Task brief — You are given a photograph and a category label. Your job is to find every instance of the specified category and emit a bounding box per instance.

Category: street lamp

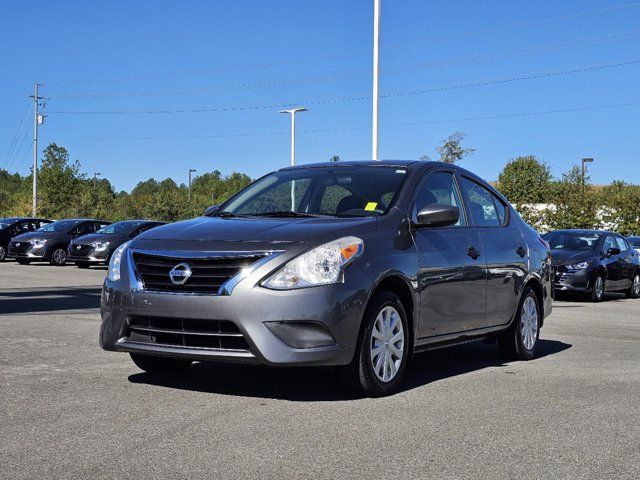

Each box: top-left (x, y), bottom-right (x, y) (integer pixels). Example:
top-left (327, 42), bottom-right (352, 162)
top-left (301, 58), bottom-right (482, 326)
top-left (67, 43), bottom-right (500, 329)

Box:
top-left (93, 172), bottom-right (101, 192)
top-left (581, 157), bottom-right (594, 193)
top-left (188, 169), bottom-right (196, 201)
top-left (279, 108), bottom-right (307, 211)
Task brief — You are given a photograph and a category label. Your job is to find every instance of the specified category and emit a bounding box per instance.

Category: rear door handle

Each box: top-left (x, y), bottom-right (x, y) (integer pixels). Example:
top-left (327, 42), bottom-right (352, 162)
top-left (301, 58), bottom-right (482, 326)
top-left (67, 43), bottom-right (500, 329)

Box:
top-left (516, 246), bottom-right (527, 257)
top-left (467, 246), bottom-right (481, 260)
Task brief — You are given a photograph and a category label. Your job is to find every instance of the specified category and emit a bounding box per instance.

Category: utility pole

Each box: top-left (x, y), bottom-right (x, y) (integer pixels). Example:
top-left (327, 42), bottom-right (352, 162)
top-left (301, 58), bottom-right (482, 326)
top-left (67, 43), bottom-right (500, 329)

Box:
top-left (29, 83), bottom-right (45, 216)
top-left (188, 169), bottom-right (196, 201)
top-left (371, 0), bottom-right (381, 160)
top-left (279, 108), bottom-right (307, 210)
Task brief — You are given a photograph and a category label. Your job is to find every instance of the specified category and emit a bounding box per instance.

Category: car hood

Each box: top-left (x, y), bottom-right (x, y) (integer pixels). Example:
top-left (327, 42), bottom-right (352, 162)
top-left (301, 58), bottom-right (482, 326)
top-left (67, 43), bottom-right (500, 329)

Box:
top-left (11, 231), bottom-right (63, 242)
top-left (71, 233), bottom-right (128, 245)
top-left (550, 249), bottom-right (596, 266)
top-left (136, 216), bottom-right (379, 245)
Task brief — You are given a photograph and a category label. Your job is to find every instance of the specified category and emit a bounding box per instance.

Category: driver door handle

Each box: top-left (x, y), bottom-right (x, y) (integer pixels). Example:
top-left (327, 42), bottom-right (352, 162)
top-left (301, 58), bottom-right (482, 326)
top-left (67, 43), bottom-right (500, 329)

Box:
top-left (467, 246), bottom-right (481, 260)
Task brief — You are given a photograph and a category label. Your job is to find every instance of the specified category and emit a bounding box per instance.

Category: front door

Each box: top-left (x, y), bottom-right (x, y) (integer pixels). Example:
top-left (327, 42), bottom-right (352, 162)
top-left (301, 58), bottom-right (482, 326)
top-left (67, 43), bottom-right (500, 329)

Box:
top-left (412, 170), bottom-right (487, 338)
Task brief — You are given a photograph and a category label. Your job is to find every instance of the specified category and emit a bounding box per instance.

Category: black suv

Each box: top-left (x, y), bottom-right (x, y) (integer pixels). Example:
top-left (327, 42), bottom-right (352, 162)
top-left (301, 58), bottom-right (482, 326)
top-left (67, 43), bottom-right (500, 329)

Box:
top-left (9, 219), bottom-right (110, 266)
top-left (68, 220), bottom-right (165, 268)
top-left (0, 217), bottom-right (53, 261)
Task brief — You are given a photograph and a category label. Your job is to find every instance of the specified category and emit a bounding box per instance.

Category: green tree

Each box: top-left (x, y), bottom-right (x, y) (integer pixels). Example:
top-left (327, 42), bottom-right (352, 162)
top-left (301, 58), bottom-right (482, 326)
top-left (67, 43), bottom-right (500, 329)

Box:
top-left (329, 155), bottom-right (340, 162)
top-left (600, 181), bottom-right (640, 235)
top-left (38, 143), bottom-right (84, 218)
top-left (547, 165), bottom-right (599, 230)
top-left (436, 131), bottom-right (475, 164)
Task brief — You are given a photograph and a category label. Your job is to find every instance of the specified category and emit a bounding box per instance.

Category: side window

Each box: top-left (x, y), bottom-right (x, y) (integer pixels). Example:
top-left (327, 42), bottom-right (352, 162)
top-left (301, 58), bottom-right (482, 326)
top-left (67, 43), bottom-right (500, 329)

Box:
top-left (414, 172), bottom-right (465, 227)
top-left (461, 177), bottom-right (500, 227)
top-left (16, 222), bottom-right (31, 233)
top-left (603, 236), bottom-right (617, 252)
top-left (493, 196), bottom-right (508, 226)
top-left (76, 223), bottom-right (94, 235)
top-left (616, 237), bottom-right (630, 252)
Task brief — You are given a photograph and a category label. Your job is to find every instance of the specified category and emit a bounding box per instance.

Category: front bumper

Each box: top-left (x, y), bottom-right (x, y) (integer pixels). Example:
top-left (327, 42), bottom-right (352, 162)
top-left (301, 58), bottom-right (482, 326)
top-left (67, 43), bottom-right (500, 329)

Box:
top-left (8, 243), bottom-right (47, 259)
top-left (553, 267), bottom-right (593, 292)
top-left (67, 246), bottom-right (109, 264)
top-left (99, 249), bottom-right (372, 367)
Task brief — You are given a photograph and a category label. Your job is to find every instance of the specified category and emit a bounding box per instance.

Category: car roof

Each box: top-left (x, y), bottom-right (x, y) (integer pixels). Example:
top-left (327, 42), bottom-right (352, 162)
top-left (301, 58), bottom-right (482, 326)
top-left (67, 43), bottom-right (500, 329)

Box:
top-left (279, 160), bottom-right (422, 171)
top-left (547, 229), bottom-right (617, 235)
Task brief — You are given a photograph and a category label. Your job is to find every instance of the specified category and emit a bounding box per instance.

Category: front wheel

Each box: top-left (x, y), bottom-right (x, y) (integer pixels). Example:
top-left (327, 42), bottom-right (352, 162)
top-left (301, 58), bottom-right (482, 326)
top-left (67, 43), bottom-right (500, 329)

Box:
top-left (499, 286), bottom-right (540, 360)
top-left (130, 353), bottom-right (192, 374)
top-left (590, 274), bottom-right (605, 302)
top-left (338, 290), bottom-right (410, 397)
top-left (627, 272), bottom-right (640, 299)
top-left (0, 245), bottom-right (6, 262)
top-left (49, 248), bottom-right (67, 266)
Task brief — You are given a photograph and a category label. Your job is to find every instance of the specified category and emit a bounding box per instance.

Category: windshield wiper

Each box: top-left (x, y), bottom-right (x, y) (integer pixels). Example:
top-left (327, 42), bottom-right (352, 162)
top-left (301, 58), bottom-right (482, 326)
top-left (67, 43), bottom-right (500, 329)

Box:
top-left (215, 211), bottom-right (241, 218)
top-left (253, 211), bottom-right (323, 218)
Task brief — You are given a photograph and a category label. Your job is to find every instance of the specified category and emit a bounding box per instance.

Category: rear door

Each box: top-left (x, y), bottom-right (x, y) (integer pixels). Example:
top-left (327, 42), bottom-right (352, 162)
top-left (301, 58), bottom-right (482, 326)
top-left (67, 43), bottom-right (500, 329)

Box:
top-left (413, 169), bottom-right (487, 338)
top-left (615, 236), bottom-right (634, 290)
top-left (459, 176), bottom-right (528, 329)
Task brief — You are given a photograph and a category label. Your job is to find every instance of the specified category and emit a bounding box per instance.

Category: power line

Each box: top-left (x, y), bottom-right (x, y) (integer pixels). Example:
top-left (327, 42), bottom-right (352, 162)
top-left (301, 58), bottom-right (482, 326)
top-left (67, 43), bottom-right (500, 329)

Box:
top-left (2, 102), bottom-right (31, 170)
top-left (58, 101), bottom-right (640, 142)
top-left (47, 58), bottom-right (640, 116)
top-left (42, 1), bottom-right (640, 87)
top-left (46, 29), bottom-right (640, 100)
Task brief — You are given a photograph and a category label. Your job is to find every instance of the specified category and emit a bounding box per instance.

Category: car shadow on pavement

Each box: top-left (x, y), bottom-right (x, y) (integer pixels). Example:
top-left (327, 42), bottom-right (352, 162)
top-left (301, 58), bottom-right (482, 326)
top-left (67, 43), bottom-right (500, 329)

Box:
top-left (128, 338), bottom-right (571, 401)
top-left (0, 286), bottom-right (101, 314)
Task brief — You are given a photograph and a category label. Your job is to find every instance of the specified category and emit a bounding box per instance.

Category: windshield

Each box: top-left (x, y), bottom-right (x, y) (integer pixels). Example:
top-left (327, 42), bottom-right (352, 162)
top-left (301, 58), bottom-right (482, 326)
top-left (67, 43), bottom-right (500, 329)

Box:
top-left (38, 220), bottom-right (78, 233)
top-left (543, 232), bottom-right (601, 251)
top-left (97, 221), bottom-right (145, 234)
top-left (218, 166), bottom-right (407, 218)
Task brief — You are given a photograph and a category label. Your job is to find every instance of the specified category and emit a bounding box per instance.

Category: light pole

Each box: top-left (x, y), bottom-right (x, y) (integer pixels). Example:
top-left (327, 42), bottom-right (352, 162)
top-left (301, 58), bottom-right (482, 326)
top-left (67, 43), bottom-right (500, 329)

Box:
top-left (279, 107), bottom-right (307, 210)
top-left (29, 83), bottom-right (45, 216)
top-left (581, 157), bottom-right (593, 193)
top-left (371, 0), bottom-right (381, 161)
top-left (188, 169), bottom-right (196, 201)
top-left (93, 172), bottom-right (101, 192)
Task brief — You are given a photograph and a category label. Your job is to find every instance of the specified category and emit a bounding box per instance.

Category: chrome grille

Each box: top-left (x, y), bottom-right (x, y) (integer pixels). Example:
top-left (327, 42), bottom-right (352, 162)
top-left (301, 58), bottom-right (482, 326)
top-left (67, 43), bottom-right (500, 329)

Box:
top-left (9, 241), bottom-right (31, 254)
top-left (126, 316), bottom-right (250, 351)
top-left (132, 251), bottom-right (268, 294)
top-left (68, 244), bottom-right (93, 258)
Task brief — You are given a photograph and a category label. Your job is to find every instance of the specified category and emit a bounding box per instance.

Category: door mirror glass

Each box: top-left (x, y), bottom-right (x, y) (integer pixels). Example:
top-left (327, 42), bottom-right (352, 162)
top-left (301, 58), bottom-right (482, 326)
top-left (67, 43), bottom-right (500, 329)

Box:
top-left (606, 247), bottom-right (621, 257)
top-left (415, 204), bottom-right (460, 227)
top-left (205, 204), bottom-right (219, 216)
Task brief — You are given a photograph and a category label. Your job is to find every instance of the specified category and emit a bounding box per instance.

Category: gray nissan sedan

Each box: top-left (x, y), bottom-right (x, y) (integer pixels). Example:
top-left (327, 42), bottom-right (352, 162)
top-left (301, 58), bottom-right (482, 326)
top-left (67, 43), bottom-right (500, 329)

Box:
top-left (100, 161), bottom-right (552, 396)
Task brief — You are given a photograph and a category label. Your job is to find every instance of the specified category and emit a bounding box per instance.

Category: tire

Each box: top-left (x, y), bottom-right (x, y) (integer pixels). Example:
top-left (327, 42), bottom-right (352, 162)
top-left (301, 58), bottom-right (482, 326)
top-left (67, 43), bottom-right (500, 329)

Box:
top-left (129, 353), bottom-right (192, 374)
top-left (49, 247), bottom-right (67, 266)
top-left (16, 259), bottom-right (31, 265)
top-left (0, 244), bottom-right (6, 262)
top-left (76, 262), bottom-right (90, 269)
top-left (498, 286), bottom-right (540, 361)
top-left (590, 274), bottom-right (605, 302)
top-left (338, 290), bottom-right (410, 397)
top-left (627, 272), bottom-right (640, 299)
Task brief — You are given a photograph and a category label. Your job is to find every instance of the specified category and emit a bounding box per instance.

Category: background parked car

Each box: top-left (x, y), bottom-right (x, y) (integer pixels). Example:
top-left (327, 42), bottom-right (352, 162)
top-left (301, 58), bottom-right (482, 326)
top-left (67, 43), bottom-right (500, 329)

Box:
top-left (9, 219), bottom-right (110, 266)
top-left (68, 220), bottom-right (166, 268)
top-left (543, 229), bottom-right (640, 301)
top-left (628, 236), bottom-right (640, 254)
top-left (0, 217), bottom-right (53, 262)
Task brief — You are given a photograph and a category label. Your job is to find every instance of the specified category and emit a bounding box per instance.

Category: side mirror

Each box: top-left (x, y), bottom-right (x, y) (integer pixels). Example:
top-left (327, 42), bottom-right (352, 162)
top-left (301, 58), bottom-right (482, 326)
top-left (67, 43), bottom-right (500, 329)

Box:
top-left (606, 247), bottom-right (621, 257)
top-left (204, 204), bottom-right (219, 216)
top-left (415, 204), bottom-right (459, 228)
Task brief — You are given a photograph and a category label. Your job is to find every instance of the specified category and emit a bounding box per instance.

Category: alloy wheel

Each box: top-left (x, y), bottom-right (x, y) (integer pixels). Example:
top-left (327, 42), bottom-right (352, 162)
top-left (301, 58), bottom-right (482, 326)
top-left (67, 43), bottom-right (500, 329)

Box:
top-left (53, 249), bottom-right (66, 265)
top-left (634, 275), bottom-right (640, 296)
top-left (520, 296), bottom-right (538, 351)
top-left (0, 245), bottom-right (5, 261)
top-left (594, 276), bottom-right (604, 300)
top-left (370, 306), bottom-right (404, 382)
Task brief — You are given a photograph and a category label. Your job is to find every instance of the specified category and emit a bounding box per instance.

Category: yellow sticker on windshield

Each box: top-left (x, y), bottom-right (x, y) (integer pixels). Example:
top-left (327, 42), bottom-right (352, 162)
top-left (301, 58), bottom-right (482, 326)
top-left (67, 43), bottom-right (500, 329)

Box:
top-left (364, 202), bottom-right (378, 211)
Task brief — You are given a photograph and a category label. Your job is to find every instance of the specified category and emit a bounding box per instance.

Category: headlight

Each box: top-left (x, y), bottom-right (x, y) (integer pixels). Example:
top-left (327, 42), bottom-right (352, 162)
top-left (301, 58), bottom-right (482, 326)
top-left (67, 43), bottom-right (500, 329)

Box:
top-left (262, 236), bottom-right (363, 290)
top-left (566, 261), bottom-right (590, 271)
top-left (108, 241), bottom-right (130, 282)
top-left (91, 241), bottom-right (110, 252)
top-left (32, 239), bottom-right (47, 247)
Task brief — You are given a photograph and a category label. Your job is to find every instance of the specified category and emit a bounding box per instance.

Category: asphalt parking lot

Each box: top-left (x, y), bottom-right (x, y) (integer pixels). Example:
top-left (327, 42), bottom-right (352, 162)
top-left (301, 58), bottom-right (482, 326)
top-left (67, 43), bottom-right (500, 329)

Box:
top-left (1, 262), bottom-right (639, 480)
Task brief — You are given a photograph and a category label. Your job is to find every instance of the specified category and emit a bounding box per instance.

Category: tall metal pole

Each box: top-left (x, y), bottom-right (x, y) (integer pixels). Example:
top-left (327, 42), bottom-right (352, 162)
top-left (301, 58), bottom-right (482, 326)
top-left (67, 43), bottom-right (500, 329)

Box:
top-left (188, 169), bottom-right (196, 201)
top-left (279, 108), bottom-right (307, 210)
top-left (93, 172), bottom-right (101, 192)
top-left (371, 0), bottom-right (381, 161)
top-left (31, 83), bottom-right (41, 216)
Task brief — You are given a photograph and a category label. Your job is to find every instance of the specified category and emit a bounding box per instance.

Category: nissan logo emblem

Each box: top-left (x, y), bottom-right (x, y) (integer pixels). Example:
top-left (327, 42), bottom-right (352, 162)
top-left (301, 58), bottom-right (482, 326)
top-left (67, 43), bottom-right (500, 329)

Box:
top-left (169, 262), bottom-right (192, 286)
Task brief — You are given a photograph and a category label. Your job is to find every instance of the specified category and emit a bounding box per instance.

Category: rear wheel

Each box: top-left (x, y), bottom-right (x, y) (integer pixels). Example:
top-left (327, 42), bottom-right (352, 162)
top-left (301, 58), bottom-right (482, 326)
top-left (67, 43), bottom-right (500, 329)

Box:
top-left (76, 262), bottom-right (90, 269)
top-left (627, 272), bottom-right (640, 299)
top-left (0, 245), bottom-right (6, 262)
top-left (16, 259), bottom-right (31, 265)
top-left (129, 353), bottom-right (192, 374)
top-left (49, 248), bottom-right (67, 266)
top-left (590, 274), bottom-right (605, 302)
top-left (338, 290), bottom-right (409, 397)
top-left (499, 286), bottom-right (540, 360)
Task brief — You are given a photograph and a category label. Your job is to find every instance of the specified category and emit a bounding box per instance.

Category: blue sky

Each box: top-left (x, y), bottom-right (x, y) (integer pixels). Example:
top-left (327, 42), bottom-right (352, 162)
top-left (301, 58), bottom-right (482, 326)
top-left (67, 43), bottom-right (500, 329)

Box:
top-left (1, 0), bottom-right (639, 192)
